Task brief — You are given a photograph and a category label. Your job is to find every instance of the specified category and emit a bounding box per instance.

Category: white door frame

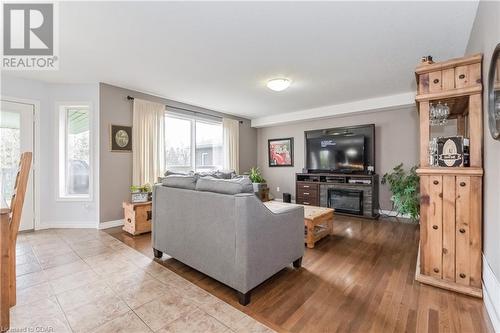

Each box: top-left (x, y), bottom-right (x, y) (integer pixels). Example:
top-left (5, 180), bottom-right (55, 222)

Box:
top-left (1, 95), bottom-right (41, 230)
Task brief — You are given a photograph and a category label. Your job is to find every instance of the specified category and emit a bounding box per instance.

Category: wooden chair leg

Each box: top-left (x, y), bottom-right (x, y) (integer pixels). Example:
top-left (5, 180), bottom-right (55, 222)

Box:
top-left (1, 212), bottom-right (10, 332)
top-left (8, 245), bottom-right (15, 308)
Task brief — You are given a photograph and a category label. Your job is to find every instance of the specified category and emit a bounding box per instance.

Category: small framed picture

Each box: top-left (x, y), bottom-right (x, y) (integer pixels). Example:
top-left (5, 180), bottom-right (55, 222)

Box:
top-left (110, 125), bottom-right (132, 152)
top-left (268, 138), bottom-right (294, 167)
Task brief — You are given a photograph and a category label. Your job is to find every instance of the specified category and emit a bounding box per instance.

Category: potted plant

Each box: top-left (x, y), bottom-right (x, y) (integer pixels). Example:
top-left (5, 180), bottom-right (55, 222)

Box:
top-left (381, 163), bottom-right (420, 221)
top-left (249, 167), bottom-right (267, 193)
top-left (130, 183), bottom-right (152, 203)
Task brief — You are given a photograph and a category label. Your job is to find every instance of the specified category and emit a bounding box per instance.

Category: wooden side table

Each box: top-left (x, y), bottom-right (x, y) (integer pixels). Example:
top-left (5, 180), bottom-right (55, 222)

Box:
top-left (122, 201), bottom-right (152, 236)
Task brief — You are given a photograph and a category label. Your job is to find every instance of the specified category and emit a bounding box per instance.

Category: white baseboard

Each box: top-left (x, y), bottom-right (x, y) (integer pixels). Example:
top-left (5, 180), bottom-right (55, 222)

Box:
top-left (36, 221), bottom-right (98, 230)
top-left (483, 255), bottom-right (500, 332)
top-left (99, 219), bottom-right (124, 229)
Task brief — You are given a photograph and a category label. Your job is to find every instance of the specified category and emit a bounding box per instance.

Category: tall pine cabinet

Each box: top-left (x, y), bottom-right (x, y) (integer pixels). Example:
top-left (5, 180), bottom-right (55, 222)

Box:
top-left (415, 54), bottom-right (483, 298)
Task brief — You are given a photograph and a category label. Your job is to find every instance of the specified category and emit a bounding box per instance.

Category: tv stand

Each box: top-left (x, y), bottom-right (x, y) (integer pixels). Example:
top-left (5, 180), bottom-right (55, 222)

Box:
top-left (295, 173), bottom-right (379, 219)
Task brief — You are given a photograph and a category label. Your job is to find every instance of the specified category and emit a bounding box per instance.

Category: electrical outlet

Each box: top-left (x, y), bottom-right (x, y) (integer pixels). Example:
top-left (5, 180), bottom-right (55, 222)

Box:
top-left (276, 187), bottom-right (280, 192)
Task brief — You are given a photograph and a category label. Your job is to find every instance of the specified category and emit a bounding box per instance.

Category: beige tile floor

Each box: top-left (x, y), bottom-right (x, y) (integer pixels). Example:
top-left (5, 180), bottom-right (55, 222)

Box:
top-left (10, 229), bottom-right (275, 333)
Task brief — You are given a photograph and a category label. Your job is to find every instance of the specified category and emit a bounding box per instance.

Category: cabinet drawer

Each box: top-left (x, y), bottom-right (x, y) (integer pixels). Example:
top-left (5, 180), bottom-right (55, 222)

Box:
top-left (455, 63), bottom-right (481, 88)
top-left (297, 188), bottom-right (318, 198)
top-left (428, 71), bottom-right (442, 93)
top-left (297, 198), bottom-right (319, 206)
top-left (297, 183), bottom-right (318, 190)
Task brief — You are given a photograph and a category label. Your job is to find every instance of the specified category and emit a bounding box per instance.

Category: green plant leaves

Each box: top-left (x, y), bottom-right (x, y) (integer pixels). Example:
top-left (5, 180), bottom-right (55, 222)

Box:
top-left (249, 167), bottom-right (266, 183)
top-left (382, 163), bottom-right (420, 221)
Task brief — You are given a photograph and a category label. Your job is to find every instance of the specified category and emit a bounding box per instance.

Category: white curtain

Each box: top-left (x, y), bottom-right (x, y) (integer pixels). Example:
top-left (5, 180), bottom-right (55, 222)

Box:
top-left (222, 118), bottom-right (239, 174)
top-left (132, 98), bottom-right (165, 186)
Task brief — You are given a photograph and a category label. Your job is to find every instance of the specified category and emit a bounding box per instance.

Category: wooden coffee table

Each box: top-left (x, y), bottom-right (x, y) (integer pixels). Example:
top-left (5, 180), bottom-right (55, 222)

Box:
top-left (303, 205), bottom-right (334, 248)
top-left (264, 201), bottom-right (334, 249)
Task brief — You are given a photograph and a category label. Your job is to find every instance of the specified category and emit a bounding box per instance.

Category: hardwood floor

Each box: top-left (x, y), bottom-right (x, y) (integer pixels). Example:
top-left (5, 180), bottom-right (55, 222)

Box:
top-left (105, 215), bottom-right (493, 333)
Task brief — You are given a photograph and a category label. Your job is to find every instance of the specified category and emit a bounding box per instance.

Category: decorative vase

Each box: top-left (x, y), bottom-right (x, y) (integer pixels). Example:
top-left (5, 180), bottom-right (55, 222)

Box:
top-left (253, 182), bottom-right (267, 193)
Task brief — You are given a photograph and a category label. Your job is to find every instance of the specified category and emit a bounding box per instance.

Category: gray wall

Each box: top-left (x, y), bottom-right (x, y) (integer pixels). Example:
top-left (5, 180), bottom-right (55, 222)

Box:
top-left (466, 1), bottom-right (500, 282)
top-left (99, 83), bottom-right (256, 222)
top-left (256, 107), bottom-right (419, 211)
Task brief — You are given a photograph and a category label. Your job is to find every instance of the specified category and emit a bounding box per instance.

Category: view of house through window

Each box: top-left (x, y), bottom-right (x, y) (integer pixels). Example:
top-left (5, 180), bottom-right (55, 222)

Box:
top-left (165, 113), bottom-right (223, 172)
top-left (59, 105), bottom-right (91, 199)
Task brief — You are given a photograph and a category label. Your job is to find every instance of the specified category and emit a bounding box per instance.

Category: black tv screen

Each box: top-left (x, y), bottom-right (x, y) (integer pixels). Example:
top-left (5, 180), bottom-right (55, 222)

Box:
top-left (306, 135), bottom-right (365, 172)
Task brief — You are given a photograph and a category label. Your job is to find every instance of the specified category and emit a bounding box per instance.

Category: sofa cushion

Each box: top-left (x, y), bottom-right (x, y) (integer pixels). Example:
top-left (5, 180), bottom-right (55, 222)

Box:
top-left (196, 171), bottom-right (217, 178)
top-left (162, 175), bottom-right (198, 190)
top-left (164, 170), bottom-right (193, 176)
top-left (195, 176), bottom-right (253, 195)
top-left (195, 170), bottom-right (236, 179)
top-left (215, 170), bottom-right (236, 179)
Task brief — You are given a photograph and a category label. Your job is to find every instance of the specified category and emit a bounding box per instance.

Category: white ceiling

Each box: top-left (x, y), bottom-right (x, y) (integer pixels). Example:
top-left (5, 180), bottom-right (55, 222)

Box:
top-left (4, 1), bottom-right (478, 123)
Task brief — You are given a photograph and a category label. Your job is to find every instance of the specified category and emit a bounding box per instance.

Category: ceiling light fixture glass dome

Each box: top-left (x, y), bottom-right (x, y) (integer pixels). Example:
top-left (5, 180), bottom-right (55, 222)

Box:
top-left (267, 78), bottom-right (291, 91)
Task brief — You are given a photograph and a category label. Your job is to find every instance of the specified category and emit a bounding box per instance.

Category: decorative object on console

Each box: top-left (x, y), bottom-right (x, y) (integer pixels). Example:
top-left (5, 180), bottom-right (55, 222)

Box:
top-left (415, 53), bottom-right (483, 298)
top-left (429, 101), bottom-right (450, 126)
top-left (428, 138), bottom-right (438, 166)
top-left (437, 136), bottom-right (470, 167)
top-left (110, 125), bottom-right (132, 152)
top-left (421, 55), bottom-right (434, 64)
top-left (268, 138), bottom-right (294, 167)
top-left (381, 163), bottom-right (420, 221)
top-left (487, 43), bottom-right (500, 139)
top-left (130, 184), bottom-right (152, 203)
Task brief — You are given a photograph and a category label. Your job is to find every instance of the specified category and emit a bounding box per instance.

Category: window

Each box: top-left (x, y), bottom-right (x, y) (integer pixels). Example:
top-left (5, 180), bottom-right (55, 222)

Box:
top-left (195, 120), bottom-right (223, 171)
top-left (0, 111), bottom-right (20, 205)
top-left (165, 113), bottom-right (223, 172)
top-left (58, 104), bottom-right (91, 199)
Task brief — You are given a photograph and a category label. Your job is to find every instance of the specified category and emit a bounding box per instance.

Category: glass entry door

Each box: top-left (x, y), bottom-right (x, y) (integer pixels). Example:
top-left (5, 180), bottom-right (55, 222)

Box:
top-left (1, 100), bottom-right (35, 231)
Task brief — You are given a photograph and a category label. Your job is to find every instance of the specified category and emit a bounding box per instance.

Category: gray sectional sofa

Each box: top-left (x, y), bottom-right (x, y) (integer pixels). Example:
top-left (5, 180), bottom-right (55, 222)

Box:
top-left (152, 174), bottom-right (304, 305)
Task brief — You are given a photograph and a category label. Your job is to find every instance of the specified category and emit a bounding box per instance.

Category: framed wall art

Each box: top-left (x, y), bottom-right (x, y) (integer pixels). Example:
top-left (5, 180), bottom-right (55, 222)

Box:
top-left (268, 138), bottom-right (294, 167)
top-left (110, 125), bottom-right (132, 152)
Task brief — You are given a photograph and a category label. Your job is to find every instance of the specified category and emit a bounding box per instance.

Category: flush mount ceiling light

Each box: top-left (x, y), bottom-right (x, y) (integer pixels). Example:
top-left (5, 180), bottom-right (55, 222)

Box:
top-left (267, 78), bottom-right (291, 92)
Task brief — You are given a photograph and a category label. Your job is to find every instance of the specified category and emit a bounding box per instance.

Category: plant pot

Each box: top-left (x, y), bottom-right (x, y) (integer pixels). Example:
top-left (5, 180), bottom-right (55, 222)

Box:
top-left (253, 183), bottom-right (267, 193)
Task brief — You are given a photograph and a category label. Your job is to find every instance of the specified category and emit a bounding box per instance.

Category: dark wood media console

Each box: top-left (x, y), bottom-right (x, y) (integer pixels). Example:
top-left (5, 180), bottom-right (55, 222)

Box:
top-left (296, 173), bottom-right (379, 219)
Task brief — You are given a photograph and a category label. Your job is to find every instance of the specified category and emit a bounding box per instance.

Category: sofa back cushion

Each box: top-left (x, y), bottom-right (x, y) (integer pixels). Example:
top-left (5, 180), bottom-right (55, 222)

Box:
top-left (196, 176), bottom-right (253, 195)
top-left (164, 170), bottom-right (193, 176)
top-left (195, 170), bottom-right (236, 179)
top-left (213, 170), bottom-right (236, 179)
top-left (162, 175), bottom-right (198, 190)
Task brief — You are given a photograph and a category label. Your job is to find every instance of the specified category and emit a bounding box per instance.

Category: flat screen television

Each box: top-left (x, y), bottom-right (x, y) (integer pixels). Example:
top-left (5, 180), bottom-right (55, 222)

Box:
top-left (306, 134), bottom-right (365, 173)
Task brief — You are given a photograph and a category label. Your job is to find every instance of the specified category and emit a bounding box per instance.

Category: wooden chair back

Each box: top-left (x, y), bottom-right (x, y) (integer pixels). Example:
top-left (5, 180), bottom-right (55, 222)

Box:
top-left (8, 152), bottom-right (32, 246)
top-left (1, 152), bottom-right (32, 332)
